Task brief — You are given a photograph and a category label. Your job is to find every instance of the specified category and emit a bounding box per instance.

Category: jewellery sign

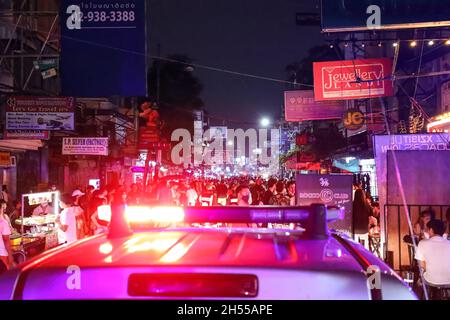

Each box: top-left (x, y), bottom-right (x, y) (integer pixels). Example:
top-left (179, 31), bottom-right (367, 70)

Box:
top-left (62, 138), bottom-right (109, 156)
top-left (6, 96), bottom-right (75, 131)
top-left (313, 59), bottom-right (394, 101)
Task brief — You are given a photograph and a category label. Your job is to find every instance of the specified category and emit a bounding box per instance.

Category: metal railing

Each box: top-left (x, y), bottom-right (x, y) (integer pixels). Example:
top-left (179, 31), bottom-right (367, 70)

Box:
top-left (383, 204), bottom-right (449, 271)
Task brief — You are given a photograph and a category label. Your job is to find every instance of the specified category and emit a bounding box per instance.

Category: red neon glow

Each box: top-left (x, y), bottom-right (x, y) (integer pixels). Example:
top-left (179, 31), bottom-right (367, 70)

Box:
top-left (125, 206), bottom-right (185, 224)
top-left (98, 205), bottom-right (112, 222)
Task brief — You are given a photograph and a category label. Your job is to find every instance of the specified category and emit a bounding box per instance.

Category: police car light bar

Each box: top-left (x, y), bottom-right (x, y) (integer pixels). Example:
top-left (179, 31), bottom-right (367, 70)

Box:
top-left (180, 205), bottom-right (344, 224)
top-left (107, 204), bottom-right (344, 240)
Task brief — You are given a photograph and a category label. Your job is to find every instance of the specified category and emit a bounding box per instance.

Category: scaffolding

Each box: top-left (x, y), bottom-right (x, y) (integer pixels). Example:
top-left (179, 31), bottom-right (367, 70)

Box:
top-left (0, 0), bottom-right (60, 95)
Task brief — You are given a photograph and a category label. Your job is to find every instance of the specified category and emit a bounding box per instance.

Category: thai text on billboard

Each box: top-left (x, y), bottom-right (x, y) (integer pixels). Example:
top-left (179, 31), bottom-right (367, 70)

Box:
top-left (285, 90), bottom-right (346, 121)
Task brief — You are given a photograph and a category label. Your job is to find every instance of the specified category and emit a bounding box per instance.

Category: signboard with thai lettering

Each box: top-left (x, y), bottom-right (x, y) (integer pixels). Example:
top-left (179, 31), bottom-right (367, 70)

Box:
top-left (285, 90), bottom-right (346, 121)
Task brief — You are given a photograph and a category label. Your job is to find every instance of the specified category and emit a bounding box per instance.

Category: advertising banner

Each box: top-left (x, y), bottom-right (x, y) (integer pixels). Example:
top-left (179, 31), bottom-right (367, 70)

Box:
top-left (343, 109), bottom-right (365, 130)
top-left (285, 90), bottom-right (346, 121)
top-left (373, 134), bottom-right (450, 238)
top-left (3, 130), bottom-right (50, 140)
top-left (28, 192), bottom-right (53, 206)
top-left (296, 174), bottom-right (353, 236)
top-left (60, 0), bottom-right (147, 97)
top-left (5, 96), bottom-right (75, 131)
top-left (313, 59), bottom-right (393, 101)
top-left (322, 0), bottom-right (450, 32)
top-left (62, 137), bottom-right (109, 156)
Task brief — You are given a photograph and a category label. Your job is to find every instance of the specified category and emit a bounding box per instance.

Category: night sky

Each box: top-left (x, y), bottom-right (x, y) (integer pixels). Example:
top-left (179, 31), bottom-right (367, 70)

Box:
top-left (148, 0), bottom-right (324, 127)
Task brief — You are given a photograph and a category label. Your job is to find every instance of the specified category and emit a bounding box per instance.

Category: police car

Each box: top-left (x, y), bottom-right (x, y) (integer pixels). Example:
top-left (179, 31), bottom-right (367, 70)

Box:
top-left (0, 204), bottom-right (416, 300)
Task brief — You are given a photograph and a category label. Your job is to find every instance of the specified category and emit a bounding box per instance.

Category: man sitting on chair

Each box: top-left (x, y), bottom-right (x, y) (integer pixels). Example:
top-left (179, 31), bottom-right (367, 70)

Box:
top-left (415, 220), bottom-right (450, 286)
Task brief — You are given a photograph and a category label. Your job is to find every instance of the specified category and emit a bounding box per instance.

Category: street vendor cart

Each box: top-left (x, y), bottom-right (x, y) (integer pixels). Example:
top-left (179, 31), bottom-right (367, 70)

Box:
top-left (12, 191), bottom-right (60, 262)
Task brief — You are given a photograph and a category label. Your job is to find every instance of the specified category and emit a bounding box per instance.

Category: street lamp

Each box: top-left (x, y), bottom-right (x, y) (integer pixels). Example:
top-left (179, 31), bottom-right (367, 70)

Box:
top-left (260, 118), bottom-right (271, 127)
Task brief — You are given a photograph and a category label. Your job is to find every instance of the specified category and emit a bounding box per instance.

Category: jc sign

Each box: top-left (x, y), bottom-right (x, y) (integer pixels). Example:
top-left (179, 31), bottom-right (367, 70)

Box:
top-left (343, 109), bottom-right (365, 130)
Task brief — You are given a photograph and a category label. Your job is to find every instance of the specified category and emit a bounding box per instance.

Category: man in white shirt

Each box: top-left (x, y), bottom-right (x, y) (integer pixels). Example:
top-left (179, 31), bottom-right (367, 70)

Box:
top-left (56, 194), bottom-right (79, 245)
top-left (186, 182), bottom-right (198, 206)
top-left (415, 220), bottom-right (450, 285)
top-left (0, 215), bottom-right (13, 273)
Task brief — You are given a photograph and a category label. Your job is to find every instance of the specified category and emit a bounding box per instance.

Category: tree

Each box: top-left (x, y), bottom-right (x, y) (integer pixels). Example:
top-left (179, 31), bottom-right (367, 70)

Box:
top-left (147, 54), bottom-right (205, 138)
top-left (284, 45), bottom-right (346, 161)
top-left (285, 45), bottom-right (341, 86)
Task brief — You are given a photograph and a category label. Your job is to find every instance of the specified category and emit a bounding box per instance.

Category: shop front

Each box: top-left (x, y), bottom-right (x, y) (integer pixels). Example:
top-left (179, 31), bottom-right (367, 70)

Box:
top-left (0, 140), bottom-right (45, 200)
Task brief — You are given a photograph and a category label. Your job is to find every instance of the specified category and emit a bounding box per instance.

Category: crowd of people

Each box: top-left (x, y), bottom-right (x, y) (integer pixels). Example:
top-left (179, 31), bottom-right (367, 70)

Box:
top-left (352, 184), bottom-right (381, 248)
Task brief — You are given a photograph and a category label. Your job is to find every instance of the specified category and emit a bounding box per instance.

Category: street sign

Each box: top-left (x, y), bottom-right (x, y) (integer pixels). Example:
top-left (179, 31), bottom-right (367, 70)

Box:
top-left (33, 59), bottom-right (58, 70)
top-left (41, 68), bottom-right (57, 79)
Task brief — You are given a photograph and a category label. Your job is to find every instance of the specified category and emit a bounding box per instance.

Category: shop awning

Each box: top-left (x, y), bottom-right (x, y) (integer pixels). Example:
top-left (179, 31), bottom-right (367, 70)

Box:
top-left (0, 140), bottom-right (43, 151)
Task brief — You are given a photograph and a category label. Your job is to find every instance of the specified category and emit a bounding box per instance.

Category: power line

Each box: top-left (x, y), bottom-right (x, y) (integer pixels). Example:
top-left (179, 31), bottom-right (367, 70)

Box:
top-left (0, 20), bottom-right (313, 88)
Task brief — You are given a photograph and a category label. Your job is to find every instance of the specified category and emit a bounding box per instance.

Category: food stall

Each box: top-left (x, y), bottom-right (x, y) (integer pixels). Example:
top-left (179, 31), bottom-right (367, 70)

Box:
top-left (11, 191), bottom-right (60, 262)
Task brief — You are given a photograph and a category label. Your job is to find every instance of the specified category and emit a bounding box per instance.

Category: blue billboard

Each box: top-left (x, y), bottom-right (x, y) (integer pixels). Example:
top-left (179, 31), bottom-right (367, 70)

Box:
top-left (322, 0), bottom-right (450, 32)
top-left (60, 0), bottom-right (147, 97)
